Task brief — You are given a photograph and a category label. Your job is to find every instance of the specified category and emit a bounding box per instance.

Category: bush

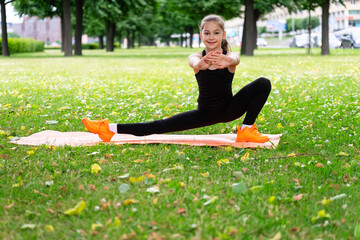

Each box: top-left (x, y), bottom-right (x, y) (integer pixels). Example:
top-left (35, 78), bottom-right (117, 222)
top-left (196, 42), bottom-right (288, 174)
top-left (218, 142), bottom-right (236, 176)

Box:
top-left (80, 43), bottom-right (120, 50)
top-left (0, 38), bottom-right (44, 54)
top-left (81, 43), bottom-right (99, 49)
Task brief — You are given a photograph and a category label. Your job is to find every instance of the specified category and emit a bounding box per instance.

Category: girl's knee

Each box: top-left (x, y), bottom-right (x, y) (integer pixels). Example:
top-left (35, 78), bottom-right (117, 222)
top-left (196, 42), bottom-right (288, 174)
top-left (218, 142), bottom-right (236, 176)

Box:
top-left (256, 77), bottom-right (271, 92)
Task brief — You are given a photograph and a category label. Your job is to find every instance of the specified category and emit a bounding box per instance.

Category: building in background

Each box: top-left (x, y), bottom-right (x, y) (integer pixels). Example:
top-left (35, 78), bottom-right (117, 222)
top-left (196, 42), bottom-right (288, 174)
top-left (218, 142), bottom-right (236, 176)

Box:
top-left (12, 16), bottom-right (61, 45)
top-left (265, 0), bottom-right (360, 31)
top-left (224, 0), bottom-right (360, 46)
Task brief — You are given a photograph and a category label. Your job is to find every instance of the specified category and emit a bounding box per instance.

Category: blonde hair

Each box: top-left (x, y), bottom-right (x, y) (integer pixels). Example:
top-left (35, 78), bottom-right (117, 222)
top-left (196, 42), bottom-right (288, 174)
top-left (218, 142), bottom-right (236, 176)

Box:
top-left (200, 14), bottom-right (229, 52)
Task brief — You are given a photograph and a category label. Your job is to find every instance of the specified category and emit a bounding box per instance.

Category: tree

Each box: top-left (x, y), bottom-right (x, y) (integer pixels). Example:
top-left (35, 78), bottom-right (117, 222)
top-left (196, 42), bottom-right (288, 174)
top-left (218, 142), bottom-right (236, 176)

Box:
top-left (13, 0), bottom-right (67, 52)
top-left (83, 0), bottom-right (105, 48)
top-left (296, 0), bottom-right (322, 54)
top-left (295, 0), bottom-right (343, 55)
top-left (74, 0), bottom-right (85, 55)
top-left (241, 0), bottom-right (255, 56)
top-left (84, 0), bottom-right (146, 52)
top-left (241, 0), bottom-right (296, 56)
top-left (1, 0), bottom-right (15, 56)
top-left (320, 0), bottom-right (343, 55)
top-left (62, 0), bottom-right (72, 56)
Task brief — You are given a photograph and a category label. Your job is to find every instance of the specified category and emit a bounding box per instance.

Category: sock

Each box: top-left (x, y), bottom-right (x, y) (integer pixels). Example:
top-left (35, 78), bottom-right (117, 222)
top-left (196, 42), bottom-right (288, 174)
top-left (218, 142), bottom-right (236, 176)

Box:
top-left (109, 124), bottom-right (117, 134)
top-left (240, 124), bottom-right (253, 130)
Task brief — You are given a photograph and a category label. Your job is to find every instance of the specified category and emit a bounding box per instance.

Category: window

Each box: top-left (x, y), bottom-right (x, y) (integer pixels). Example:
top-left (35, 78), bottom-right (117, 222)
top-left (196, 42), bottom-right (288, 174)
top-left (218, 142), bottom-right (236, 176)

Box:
top-left (349, 10), bottom-right (360, 15)
top-left (350, 0), bottom-right (355, 5)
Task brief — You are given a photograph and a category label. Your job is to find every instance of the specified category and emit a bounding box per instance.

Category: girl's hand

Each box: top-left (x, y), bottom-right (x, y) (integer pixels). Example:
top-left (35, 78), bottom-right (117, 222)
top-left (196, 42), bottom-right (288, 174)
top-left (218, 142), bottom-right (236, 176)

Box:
top-left (196, 51), bottom-right (217, 70)
top-left (213, 54), bottom-right (233, 69)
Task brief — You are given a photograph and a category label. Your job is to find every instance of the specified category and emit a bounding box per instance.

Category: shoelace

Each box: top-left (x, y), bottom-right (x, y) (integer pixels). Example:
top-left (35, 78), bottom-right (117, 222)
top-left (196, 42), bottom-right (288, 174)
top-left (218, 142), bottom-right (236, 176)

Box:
top-left (251, 127), bottom-right (262, 136)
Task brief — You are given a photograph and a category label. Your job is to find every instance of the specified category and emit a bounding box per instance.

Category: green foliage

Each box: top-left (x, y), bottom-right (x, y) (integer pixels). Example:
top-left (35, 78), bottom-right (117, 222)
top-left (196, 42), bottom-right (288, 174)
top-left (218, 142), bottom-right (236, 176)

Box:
top-left (0, 38), bottom-right (44, 54)
top-left (81, 43), bottom-right (99, 50)
top-left (13, 0), bottom-right (62, 18)
top-left (0, 32), bottom-right (20, 38)
top-left (286, 16), bottom-right (320, 32)
top-left (258, 26), bottom-right (267, 35)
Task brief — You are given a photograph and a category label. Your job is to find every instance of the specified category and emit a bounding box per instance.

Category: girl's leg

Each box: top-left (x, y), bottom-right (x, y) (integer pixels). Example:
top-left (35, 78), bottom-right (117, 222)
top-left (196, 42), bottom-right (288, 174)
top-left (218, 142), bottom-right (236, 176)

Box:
top-left (222, 77), bottom-right (271, 124)
top-left (117, 109), bottom-right (221, 136)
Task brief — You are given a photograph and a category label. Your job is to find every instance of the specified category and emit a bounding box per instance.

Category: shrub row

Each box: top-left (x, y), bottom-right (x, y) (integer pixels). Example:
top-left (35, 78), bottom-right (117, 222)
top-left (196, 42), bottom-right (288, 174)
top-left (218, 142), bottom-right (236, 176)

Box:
top-left (82, 43), bottom-right (120, 49)
top-left (0, 38), bottom-right (44, 54)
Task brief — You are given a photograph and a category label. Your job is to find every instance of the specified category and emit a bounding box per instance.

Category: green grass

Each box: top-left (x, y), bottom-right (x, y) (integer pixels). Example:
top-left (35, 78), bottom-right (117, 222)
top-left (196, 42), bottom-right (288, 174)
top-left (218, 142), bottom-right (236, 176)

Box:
top-left (0, 47), bottom-right (359, 239)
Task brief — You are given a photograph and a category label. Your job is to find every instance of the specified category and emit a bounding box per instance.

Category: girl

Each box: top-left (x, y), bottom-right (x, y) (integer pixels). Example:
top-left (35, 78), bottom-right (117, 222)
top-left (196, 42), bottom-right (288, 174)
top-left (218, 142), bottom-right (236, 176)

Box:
top-left (82, 14), bottom-right (271, 143)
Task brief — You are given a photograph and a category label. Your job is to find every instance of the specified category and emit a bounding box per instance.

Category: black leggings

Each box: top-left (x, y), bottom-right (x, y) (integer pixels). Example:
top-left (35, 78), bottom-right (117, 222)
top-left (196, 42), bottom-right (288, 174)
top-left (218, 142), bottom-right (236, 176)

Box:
top-left (117, 77), bottom-right (271, 136)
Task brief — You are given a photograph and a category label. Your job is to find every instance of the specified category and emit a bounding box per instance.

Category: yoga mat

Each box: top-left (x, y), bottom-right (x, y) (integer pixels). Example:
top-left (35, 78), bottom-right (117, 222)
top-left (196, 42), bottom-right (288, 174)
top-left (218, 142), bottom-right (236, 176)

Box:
top-left (12, 130), bottom-right (282, 149)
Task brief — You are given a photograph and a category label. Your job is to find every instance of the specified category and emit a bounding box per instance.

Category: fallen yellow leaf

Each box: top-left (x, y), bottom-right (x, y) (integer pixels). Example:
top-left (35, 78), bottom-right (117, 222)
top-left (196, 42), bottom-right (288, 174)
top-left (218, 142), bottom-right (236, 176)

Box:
top-left (64, 200), bottom-right (86, 215)
top-left (45, 225), bottom-right (54, 232)
top-left (217, 159), bottom-right (229, 166)
top-left (268, 196), bottom-right (276, 204)
top-left (270, 232), bottom-right (282, 240)
top-left (123, 199), bottom-right (139, 205)
top-left (129, 176), bottom-right (145, 183)
top-left (250, 185), bottom-right (263, 191)
top-left (200, 172), bottom-right (209, 178)
top-left (321, 198), bottom-right (333, 206)
top-left (12, 181), bottom-right (23, 188)
top-left (91, 163), bottom-right (101, 174)
top-left (113, 217), bottom-right (121, 227)
top-left (241, 152), bottom-right (250, 162)
top-left (91, 223), bottom-right (103, 230)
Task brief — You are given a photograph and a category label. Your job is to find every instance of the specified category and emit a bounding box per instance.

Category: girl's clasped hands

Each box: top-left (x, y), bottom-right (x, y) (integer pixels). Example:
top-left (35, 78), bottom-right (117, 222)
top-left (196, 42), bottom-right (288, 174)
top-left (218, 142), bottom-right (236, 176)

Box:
top-left (200, 51), bottom-right (233, 70)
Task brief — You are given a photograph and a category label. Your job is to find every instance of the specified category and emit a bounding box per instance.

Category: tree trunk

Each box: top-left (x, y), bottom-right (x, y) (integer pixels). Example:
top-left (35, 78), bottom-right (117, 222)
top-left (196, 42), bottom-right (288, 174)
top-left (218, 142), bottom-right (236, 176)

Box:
top-left (241, 0), bottom-right (255, 56)
top-left (74, 0), bottom-right (84, 56)
top-left (138, 32), bottom-right (141, 48)
top-left (126, 29), bottom-right (131, 49)
top-left (131, 29), bottom-right (135, 48)
top-left (61, 14), bottom-right (65, 52)
top-left (1, 0), bottom-right (10, 56)
top-left (308, 5), bottom-right (312, 54)
top-left (111, 23), bottom-right (115, 50)
top-left (119, 32), bottom-right (122, 48)
top-left (180, 34), bottom-right (183, 47)
top-left (166, 35), bottom-right (170, 46)
top-left (105, 20), bottom-right (115, 51)
top-left (198, 32), bottom-right (201, 47)
top-left (63, 0), bottom-right (72, 56)
top-left (98, 35), bottom-right (104, 49)
top-left (189, 27), bottom-right (193, 48)
top-left (321, 0), bottom-right (330, 55)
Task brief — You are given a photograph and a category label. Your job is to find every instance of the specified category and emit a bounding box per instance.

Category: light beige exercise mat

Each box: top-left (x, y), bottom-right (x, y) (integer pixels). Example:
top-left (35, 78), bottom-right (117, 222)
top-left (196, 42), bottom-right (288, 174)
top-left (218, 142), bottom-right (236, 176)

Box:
top-left (13, 130), bottom-right (282, 149)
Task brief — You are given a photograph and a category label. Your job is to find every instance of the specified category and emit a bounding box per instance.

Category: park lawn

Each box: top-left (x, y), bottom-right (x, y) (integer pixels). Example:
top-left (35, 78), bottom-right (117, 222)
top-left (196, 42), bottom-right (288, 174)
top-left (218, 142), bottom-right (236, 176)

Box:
top-left (0, 47), bottom-right (359, 239)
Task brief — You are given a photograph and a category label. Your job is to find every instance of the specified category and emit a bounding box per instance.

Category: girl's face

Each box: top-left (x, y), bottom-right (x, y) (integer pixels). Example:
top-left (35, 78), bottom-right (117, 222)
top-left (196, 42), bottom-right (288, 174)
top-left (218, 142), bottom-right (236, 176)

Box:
top-left (200, 21), bottom-right (226, 51)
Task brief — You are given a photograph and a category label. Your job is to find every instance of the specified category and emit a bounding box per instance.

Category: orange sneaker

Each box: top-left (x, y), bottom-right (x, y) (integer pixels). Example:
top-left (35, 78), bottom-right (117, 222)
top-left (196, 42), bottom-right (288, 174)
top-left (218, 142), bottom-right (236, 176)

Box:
top-left (236, 124), bottom-right (270, 143)
top-left (81, 118), bottom-right (115, 142)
